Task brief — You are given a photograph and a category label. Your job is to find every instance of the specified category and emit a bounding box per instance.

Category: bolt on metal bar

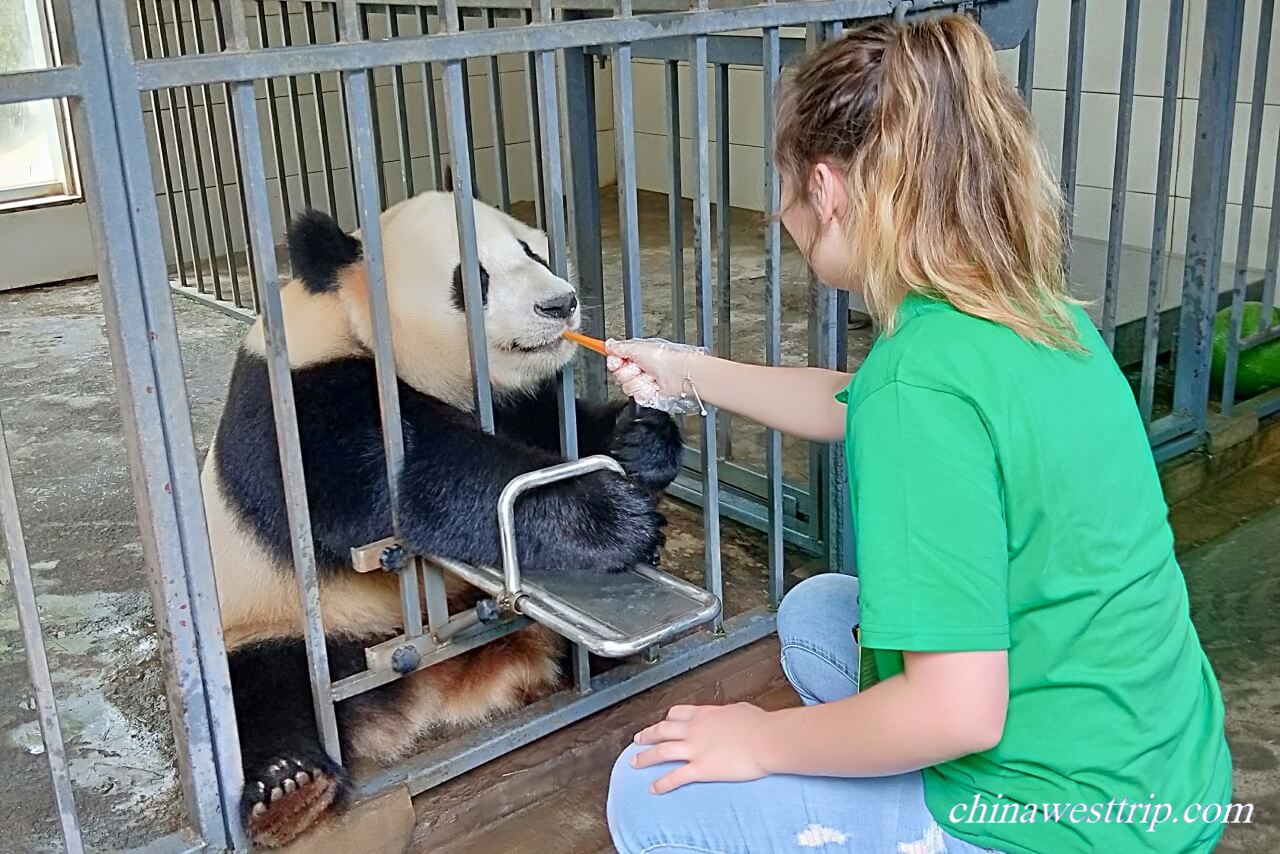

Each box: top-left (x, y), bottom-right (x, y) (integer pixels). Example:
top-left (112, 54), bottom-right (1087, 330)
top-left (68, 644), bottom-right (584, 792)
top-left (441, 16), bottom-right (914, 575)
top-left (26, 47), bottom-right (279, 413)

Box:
top-left (665, 59), bottom-right (686, 342)
top-left (1060, 0), bottom-right (1086, 275)
top-left (1173, 0), bottom-right (1243, 431)
top-left (166, 0), bottom-right (224, 301)
top-left (334, 2), bottom-right (434, 639)
top-left (761, 11), bottom-right (785, 607)
top-left (416, 8), bottom-right (446, 191)
top-left (278, 3), bottom-right (315, 210)
top-left (134, 0), bottom-right (189, 292)
top-left (387, 5), bottom-right (416, 200)
top-left (612, 0), bottom-right (645, 338)
top-left (438, 0), bottom-right (497, 434)
top-left (689, 0), bottom-right (723, 629)
top-left (301, 2), bottom-right (341, 216)
top-left (185, 0), bottom-right (243, 308)
top-left (0, 411), bottom-right (84, 853)
top-left (1016, 11), bottom-right (1035, 109)
top-left (713, 61), bottom-right (731, 457)
top-left (1139, 0), bottom-right (1185, 426)
top-left (1100, 0), bottom-right (1140, 350)
top-left (1220, 0), bottom-right (1274, 415)
top-left (484, 8), bottom-right (510, 211)
top-left (225, 0), bottom-right (343, 765)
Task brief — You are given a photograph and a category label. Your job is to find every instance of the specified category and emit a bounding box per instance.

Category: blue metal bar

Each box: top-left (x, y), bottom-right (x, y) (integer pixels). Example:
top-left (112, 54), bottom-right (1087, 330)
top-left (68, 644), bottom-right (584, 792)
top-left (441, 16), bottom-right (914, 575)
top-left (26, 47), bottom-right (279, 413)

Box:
top-left (227, 3), bottom-right (343, 764)
top-left (0, 65), bottom-right (81, 105)
top-left (1061, 0), bottom-right (1086, 269)
top-left (665, 59), bottom-right (686, 342)
top-left (388, 5), bottom-right (417, 200)
top-left (523, 12), bottom-right (546, 228)
top-left (302, 2), bottom-right (341, 216)
top-left (0, 410), bottom-right (84, 852)
top-left (761, 12), bottom-right (785, 606)
top-left (1016, 12), bottom-right (1035, 109)
top-left (714, 61), bottom-right (731, 458)
top-left (74, 0), bottom-right (245, 842)
top-left (1139, 0), bottom-right (1185, 426)
top-left (1221, 0), bottom-right (1273, 414)
top-left (484, 8), bottom-right (510, 210)
top-left (689, 0), bottom-right (723, 629)
top-left (416, 8), bottom-right (446, 190)
top-left (613, 1), bottom-right (645, 338)
top-left (255, 0), bottom-right (294, 228)
top-left (1173, 2), bottom-right (1244, 432)
top-left (278, 2), bottom-right (314, 209)
top-left (139, 0), bottom-right (942, 90)
top-left (335, 2), bottom-right (433, 638)
top-left (1101, 0), bottom-right (1140, 349)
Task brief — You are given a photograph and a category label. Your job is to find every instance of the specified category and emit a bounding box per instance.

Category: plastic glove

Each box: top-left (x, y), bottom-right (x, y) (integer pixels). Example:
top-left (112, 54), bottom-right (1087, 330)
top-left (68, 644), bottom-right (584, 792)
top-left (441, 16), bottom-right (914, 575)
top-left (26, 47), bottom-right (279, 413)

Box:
top-left (606, 337), bottom-right (708, 416)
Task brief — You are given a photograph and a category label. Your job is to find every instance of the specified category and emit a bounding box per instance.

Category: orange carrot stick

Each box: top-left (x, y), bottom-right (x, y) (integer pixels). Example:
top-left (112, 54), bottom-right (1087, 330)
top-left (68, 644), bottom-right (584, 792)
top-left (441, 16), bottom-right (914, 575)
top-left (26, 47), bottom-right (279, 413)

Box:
top-left (562, 329), bottom-right (609, 355)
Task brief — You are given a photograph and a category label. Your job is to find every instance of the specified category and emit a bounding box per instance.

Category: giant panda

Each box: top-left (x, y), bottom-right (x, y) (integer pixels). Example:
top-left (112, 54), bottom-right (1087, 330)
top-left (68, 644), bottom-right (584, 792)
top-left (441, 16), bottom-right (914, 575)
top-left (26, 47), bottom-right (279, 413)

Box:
top-left (200, 190), bottom-right (684, 848)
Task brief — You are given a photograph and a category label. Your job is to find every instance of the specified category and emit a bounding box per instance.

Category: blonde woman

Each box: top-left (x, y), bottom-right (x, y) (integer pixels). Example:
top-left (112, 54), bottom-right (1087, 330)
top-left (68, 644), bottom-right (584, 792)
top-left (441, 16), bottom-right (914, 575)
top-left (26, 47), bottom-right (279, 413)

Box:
top-left (605, 14), bottom-right (1231, 854)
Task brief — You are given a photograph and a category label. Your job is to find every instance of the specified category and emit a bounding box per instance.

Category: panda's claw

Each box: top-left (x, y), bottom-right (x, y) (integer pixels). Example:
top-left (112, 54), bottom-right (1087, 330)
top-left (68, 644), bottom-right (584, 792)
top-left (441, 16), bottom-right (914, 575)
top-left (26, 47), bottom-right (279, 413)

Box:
top-left (269, 786), bottom-right (284, 803)
top-left (295, 770), bottom-right (311, 787)
top-left (252, 802), bottom-right (268, 818)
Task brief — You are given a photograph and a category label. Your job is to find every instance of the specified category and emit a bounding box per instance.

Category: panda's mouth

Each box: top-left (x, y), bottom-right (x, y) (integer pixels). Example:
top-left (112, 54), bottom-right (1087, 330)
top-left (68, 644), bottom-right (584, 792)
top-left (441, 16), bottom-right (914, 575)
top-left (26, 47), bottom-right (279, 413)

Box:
top-left (507, 337), bottom-right (570, 354)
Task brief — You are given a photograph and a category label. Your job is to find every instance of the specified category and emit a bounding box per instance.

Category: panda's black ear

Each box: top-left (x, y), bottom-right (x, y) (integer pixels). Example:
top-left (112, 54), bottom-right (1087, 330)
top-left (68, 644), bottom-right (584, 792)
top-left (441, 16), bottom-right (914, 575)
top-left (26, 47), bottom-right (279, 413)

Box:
top-left (442, 165), bottom-right (481, 200)
top-left (287, 208), bottom-right (362, 294)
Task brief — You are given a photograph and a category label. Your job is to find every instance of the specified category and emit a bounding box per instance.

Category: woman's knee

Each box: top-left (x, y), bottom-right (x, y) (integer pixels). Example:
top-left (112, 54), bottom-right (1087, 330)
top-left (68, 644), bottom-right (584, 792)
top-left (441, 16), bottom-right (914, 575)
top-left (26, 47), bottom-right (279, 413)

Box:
top-left (777, 573), bottom-right (862, 705)
top-left (607, 744), bottom-right (658, 853)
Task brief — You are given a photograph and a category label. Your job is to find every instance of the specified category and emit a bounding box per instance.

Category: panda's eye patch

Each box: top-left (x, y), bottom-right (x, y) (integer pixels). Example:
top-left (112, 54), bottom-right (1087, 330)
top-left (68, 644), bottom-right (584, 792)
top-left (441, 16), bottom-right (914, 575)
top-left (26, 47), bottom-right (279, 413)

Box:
top-left (450, 262), bottom-right (491, 312)
top-left (518, 239), bottom-right (551, 271)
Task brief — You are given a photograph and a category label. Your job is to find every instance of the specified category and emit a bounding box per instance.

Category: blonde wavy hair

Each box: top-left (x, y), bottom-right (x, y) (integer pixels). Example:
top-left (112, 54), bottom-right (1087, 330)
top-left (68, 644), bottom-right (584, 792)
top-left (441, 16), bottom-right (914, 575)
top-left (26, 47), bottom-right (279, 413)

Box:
top-left (775, 13), bottom-right (1080, 350)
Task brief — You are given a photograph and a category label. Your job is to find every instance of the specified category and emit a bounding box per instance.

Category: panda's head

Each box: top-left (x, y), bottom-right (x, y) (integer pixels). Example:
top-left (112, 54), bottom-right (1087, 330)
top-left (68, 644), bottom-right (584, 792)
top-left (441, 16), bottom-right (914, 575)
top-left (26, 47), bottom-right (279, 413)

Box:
top-left (286, 191), bottom-right (581, 407)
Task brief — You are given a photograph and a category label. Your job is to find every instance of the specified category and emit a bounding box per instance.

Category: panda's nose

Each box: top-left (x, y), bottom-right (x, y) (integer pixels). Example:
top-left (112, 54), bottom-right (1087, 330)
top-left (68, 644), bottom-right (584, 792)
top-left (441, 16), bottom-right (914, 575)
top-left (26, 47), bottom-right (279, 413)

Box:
top-left (534, 293), bottom-right (578, 320)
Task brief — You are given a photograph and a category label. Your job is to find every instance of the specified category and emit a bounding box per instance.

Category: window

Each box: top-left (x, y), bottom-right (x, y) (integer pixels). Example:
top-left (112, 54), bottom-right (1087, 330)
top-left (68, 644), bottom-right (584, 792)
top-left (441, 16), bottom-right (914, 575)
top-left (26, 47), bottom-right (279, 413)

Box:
top-left (0, 0), bottom-right (78, 208)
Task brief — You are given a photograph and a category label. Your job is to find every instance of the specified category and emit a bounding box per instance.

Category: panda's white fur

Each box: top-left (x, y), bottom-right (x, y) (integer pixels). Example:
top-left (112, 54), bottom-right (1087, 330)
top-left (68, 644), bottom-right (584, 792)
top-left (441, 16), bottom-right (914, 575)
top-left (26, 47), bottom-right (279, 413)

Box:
top-left (202, 191), bottom-right (683, 848)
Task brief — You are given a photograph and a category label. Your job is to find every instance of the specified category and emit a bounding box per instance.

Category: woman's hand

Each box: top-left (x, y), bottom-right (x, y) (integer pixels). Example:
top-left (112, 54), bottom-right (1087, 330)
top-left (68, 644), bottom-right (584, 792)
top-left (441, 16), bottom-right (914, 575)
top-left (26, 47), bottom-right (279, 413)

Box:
top-left (629, 702), bottom-right (770, 794)
top-left (606, 338), bottom-right (707, 415)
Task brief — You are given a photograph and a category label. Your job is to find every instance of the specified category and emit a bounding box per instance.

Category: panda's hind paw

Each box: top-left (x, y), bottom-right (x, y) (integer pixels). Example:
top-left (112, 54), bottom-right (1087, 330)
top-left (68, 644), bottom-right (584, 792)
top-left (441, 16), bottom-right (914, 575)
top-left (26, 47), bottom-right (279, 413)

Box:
top-left (241, 753), bottom-right (348, 848)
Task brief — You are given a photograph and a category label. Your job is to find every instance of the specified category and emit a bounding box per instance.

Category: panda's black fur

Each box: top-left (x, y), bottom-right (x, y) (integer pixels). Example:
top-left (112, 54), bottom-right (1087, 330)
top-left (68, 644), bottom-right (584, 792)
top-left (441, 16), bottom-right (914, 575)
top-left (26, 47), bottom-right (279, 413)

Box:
top-left (205, 192), bottom-right (683, 847)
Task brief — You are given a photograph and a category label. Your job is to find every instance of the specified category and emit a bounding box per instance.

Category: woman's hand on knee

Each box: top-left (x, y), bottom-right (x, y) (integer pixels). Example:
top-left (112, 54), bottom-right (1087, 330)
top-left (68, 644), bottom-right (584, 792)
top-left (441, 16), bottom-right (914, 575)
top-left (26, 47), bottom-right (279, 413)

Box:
top-left (629, 702), bottom-right (770, 794)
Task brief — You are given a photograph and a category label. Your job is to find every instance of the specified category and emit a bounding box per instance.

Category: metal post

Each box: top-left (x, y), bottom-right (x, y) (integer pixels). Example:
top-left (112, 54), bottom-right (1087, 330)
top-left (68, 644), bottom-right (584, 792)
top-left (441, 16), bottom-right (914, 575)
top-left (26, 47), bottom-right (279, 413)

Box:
top-left (665, 59), bottom-right (686, 343)
top-left (713, 61), bottom-right (731, 458)
top-left (761, 6), bottom-right (785, 605)
top-left (484, 8), bottom-right (510, 211)
top-left (1060, 0), bottom-right (1086, 275)
top-left (1101, 0), bottom-right (1140, 349)
top-left (612, 0), bottom-right (644, 338)
top-left (1173, 1), bottom-right (1244, 431)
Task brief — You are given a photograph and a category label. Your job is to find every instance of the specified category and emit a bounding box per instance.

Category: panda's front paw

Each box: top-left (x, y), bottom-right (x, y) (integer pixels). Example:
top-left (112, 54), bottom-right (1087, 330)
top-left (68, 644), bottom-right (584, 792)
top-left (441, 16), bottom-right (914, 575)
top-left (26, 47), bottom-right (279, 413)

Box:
top-left (589, 472), bottom-right (668, 572)
top-left (608, 403), bottom-right (683, 490)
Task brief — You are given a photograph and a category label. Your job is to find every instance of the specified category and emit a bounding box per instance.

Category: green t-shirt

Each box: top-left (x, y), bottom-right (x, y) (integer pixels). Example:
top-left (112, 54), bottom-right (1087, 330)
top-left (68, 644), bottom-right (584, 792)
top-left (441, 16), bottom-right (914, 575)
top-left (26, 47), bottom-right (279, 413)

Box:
top-left (837, 293), bottom-right (1231, 853)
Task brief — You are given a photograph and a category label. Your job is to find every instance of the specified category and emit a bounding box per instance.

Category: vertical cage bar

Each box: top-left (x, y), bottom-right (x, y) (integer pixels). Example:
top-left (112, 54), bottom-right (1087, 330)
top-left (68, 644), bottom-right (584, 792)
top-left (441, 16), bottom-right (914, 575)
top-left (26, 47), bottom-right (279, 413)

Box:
top-left (0, 412), bottom-right (84, 853)
top-left (301, 2), bottom-right (340, 216)
top-left (1139, 0), bottom-right (1186, 425)
top-left (612, 0), bottom-right (644, 338)
top-left (438, 0), bottom-right (496, 432)
top-left (1220, 0), bottom-right (1273, 414)
top-left (146, 0), bottom-right (205, 292)
top-left (360, 5), bottom-right (390, 211)
top-left (163, 0), bottom-right (222, 297)
top-left (689, 2), bottom-right (723, 628)
top-left (134, 0), bottom-right (189, 292)
top-left (761, 15), bottom-right (785, 606)
top-left (387, 5), bottom-right (415, 200)
top-left (256, 0), bottom-right (294, 228)
top-left (1017, 12), bottom-right (1035, 109)
top-left (484, 9), bottom-right (510, 211)
top-left (335, 4), bottom-right (433, 638)
top-left (524, 32), bottom-right (546, 228)
top-left (278, 2), bottom-right (314, 209)
top-left (713, 62), bottom-right (731, 457)
top-left (416, 8), bottom-right (446, 191)
top-left (211, 0), bottom-right (260, 306)
top-left (186, 0), bottom-right (243, 308)
top-left (1262, 133), bottom-right (1280, 330)
top-left (1101, 0), bottom-right (1140, 350)
top-left (563, 42), bottom-right (608, 401)
top-left (665, 60), bottom-right (686, 342)
top-left (73, 1), bottom-right (247, 842)
top-left (226, 2), bottom-right (342, 762)
top-left (1173, 1), bottom-right (1244, 430)
top-left (1061, 0), bottom-right (1086, 266)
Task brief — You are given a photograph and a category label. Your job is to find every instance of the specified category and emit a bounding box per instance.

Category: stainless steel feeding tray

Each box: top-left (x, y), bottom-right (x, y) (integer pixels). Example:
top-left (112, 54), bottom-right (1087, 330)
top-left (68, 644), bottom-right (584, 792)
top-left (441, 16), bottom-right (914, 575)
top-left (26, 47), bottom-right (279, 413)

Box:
top-left (435, 455), bottom-right (722, 658)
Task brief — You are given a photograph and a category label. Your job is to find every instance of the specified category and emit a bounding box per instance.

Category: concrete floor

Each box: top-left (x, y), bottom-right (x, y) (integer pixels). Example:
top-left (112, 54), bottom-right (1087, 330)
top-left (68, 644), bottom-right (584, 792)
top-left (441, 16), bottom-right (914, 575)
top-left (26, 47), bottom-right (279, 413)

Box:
top-left (0, 191), bottom-right (1273, 851)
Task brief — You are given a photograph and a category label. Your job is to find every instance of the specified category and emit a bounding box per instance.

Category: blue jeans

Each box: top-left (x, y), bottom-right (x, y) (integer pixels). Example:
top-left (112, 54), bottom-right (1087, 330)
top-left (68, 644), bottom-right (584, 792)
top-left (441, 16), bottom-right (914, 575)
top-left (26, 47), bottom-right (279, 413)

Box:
top-left (607, 573), bottom-right (996, 854)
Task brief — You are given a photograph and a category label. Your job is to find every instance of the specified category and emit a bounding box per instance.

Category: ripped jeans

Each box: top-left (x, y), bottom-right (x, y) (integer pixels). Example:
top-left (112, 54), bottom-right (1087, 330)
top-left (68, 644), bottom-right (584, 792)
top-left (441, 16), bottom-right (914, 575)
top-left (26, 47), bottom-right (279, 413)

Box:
top-left (606, 573), bottom-right (997, 854)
